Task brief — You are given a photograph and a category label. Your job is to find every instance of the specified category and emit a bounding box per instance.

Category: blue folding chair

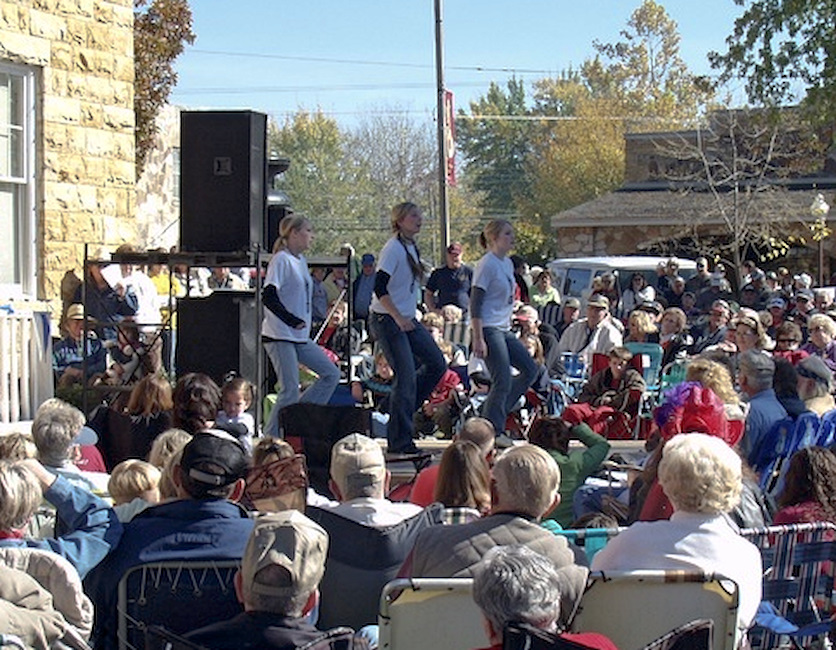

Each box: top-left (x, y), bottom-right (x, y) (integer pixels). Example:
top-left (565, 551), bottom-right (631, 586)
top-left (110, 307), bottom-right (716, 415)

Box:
top-left (741, 522), bottom-right (836, 650)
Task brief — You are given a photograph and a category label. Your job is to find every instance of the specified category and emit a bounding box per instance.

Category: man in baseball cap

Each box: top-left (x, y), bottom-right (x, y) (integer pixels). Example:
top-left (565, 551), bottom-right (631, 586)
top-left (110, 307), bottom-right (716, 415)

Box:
top-left (85, 431), bottom-right (255, 646)
top-left (185, 511), bottom-right (366, 649)
top-left (424, 241), bottom-right (473, 317)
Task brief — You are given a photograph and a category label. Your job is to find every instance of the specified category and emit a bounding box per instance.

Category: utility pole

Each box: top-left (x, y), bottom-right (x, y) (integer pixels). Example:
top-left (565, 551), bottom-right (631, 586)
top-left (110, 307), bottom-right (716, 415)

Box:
top-left (434, 0), bottom-right (450, 257)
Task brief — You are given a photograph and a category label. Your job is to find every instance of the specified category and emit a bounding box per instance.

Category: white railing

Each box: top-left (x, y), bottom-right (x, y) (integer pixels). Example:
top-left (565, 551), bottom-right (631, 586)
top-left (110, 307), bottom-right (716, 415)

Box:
top-left (0, 308), bottom-right (53, 423)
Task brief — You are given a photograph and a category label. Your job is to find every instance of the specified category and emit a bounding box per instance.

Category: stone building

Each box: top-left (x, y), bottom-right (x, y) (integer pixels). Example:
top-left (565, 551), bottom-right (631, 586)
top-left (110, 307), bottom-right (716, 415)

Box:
top-left (0, 0), bottom-right (136, 310)
top-left (551, 112), bottom-right (836, 277)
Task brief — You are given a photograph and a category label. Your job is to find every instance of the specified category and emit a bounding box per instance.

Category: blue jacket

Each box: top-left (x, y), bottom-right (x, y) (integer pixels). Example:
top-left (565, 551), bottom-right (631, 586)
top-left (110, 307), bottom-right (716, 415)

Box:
top-left (84, 498), bottom-right (254, 649)
top-left (53, 334), bottom-right (107, 378)
top-left (0, 475), bottom-right (122, 579)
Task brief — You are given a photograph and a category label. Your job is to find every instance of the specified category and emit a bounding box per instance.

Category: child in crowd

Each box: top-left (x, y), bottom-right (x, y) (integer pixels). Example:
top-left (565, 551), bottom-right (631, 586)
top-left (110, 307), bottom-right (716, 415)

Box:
top-left (147, 428), bottom-right (192, 469)
top-left (108, 459), bottom-right (162, 522)
top-left (413, 344), bottom-right (465, 439)
top-left (215, 374), bottom-right (256, 453)
top-left (351, 351), bottom-right (394, 438)
top-left (562, 347), bottom-right (645, 438)
top-left (0, 432), bottom-right (38, 461)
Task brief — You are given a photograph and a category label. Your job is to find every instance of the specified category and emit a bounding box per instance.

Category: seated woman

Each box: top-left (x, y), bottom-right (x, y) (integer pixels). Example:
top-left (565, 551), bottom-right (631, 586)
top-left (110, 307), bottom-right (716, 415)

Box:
top-left (433, 439), bottom-right (491, 522)
top-left (592, 433), bottom-right (763, 637)
top-left (658, 307), bottom-right (692, 368)
top-left (91, 374), bottom-right (173, 471)
top-left (801, 313), bottom-right (836, 376)
top-left (624, 309), bottom-right (659, 344)
top-left (774, 446), bottom-right (836, 525)
top-left (529, 270), bottom-right (561, 308)
top-left (562, 347), bottom-right (645, 437)
top-left (772, 320), bottom-right (808, 366)
top-left (528, 416), bottom-right (610, 529)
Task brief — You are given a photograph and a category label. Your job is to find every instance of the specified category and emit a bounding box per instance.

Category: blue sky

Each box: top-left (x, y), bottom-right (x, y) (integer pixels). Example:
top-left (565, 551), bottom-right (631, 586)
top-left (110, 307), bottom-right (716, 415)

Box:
top-left (171, 1), bottom-right (746, 126)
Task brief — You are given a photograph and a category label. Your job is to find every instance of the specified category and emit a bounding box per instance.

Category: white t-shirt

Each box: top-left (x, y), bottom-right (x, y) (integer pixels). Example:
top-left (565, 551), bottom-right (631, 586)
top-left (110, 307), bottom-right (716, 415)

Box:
top-left (370, 236), bottom-right (421, 318)
top-left (472, 252), bottom-right (515, 329)
top-left (262, 249), bottom-right (311, 342)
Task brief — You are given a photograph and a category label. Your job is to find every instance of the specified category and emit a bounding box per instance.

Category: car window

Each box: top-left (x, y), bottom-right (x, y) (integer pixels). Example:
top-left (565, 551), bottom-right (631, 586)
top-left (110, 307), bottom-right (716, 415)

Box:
top-left (564, 268), bottom-right (591, 297)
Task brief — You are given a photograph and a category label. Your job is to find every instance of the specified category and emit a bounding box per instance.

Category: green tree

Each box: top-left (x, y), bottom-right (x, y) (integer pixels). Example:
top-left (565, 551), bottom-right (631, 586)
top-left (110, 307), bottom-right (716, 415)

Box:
top-left (455, 78), bottom-right (533, 215)
top-left (134, 0), bottom-right (195, 177)
top-left (709, 1), bottom-right (836, 124)
top-left (269, 111), bottom-right (371, 255)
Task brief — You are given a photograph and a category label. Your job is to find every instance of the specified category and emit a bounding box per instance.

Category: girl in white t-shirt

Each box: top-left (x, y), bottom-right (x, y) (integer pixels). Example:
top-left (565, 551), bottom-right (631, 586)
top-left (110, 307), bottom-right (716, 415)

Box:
top-left (262, 216), bottom-right (340, 437)
top-left (368, 202), bottom-right (446, 454)
top-left (470, 220), bottom-right (538, 440)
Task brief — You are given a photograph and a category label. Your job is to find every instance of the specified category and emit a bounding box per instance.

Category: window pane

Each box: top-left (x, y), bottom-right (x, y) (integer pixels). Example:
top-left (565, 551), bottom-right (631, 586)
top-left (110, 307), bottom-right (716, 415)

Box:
top-left (564, 268), bottom-right (591, 297)
top-left (0, 72), bottom-right (24, 179)
top-left (0, 183), bottom-right (19, 284)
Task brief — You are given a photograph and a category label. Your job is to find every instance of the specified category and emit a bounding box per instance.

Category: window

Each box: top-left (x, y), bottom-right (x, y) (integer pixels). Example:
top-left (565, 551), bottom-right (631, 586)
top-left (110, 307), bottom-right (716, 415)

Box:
top-left (0, 62), bottom-right (35, 297)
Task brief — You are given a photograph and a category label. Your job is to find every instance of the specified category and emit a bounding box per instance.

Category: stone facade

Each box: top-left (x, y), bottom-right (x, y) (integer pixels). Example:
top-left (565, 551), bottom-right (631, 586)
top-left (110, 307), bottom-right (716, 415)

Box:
top-left (135, 103), bottom-right (180, 251)
top-left (0, 0), bottom-right (136, 309)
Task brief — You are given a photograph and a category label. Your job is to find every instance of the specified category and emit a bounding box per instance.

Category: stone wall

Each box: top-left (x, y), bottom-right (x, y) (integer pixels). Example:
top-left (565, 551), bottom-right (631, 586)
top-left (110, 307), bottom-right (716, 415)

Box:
top-left (0, 0), bottom-right (136, 308)
top-left (135, 103), bottom-right (180, 251)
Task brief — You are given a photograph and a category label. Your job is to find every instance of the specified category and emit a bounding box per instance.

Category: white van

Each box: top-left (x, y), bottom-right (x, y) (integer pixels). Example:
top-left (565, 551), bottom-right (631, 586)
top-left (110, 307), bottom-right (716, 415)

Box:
top-left (547, 256), bottom-right (697, 308)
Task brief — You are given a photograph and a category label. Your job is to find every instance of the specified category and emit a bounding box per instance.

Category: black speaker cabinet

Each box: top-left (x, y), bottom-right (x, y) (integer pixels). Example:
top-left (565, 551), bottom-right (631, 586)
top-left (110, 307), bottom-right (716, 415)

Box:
top-left (175, 292), bottom-right (260, 387)
top-left (180, 110), bottom-right (267, 252)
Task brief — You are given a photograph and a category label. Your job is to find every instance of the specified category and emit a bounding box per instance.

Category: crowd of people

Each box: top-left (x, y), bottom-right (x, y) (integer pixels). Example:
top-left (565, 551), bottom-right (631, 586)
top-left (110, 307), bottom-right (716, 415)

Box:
top-left (20, 202), bottom-right (836, 648)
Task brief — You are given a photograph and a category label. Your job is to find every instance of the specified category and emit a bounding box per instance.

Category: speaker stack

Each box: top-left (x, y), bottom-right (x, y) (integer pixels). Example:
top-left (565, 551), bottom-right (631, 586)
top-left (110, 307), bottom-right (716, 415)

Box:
top-left (177, 110), bottom-right (268, 385)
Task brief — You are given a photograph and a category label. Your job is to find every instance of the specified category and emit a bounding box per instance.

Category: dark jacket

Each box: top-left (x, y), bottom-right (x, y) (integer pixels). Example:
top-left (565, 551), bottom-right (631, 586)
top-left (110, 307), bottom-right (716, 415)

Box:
top-left (85, 498), bottom-right (254, 650)
top-left (185, 612), bottom-right (367, 650)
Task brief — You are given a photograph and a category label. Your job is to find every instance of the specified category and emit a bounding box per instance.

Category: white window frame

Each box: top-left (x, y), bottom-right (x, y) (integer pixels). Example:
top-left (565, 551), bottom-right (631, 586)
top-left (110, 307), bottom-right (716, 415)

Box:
top-left (0, 61), bottom-right (36, 298)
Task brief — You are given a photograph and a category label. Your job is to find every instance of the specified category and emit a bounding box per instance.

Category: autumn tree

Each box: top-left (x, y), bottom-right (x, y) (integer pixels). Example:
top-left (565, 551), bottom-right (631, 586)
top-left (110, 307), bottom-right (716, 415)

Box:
top-left (709, 1), bottom-right (836, 124)
top-left (581, 0), bottom-right (714, 129)
top-left (134, 0), bottom-right (195, 177)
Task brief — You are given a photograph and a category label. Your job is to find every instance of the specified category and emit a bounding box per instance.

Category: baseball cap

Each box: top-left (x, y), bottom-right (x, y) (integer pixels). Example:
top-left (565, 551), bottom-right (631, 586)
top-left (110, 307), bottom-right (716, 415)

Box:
top-left (66, 304), bottom-right (86, 320)
top-left (240, 510), bottom-right (328, 598)
top-left (587, 294), bottom-right (610, 309)
top-left (796, 288), bottom-right (814, 301)
top-left (794, 273), bottom-right (813, 288)
top-left (361, 253), bottom-right (375, 266)
top-left (73, 425), bottom-right (98, 446)
top-left (330, 433), bottom-right (386, 493)
top-left (447, 242), bottom-right (463, 255)
top-left (514, 305), bottom-right (538, 323)
top-left (180, 430), bottom-right (249, 488)
top-left (563, 297), bottom-right (581, 309)
top-left (767, 297), bottom-right (787, 310)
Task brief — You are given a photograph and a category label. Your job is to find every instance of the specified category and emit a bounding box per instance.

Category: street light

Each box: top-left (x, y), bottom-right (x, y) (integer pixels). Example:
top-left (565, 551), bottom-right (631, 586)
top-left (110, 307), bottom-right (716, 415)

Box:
top-left (810, 193), bottom-right (831, 286)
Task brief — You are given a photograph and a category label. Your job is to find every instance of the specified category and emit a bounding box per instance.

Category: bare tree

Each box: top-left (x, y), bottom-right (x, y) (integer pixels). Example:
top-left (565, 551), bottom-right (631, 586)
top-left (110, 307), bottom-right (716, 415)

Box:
top-left (647, 108), bottom-right (825, 283)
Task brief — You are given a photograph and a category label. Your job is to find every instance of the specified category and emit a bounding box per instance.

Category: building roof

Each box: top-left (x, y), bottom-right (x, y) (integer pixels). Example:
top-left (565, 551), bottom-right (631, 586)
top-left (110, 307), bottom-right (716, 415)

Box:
top-left (551, 180), bottom-right (836, 229)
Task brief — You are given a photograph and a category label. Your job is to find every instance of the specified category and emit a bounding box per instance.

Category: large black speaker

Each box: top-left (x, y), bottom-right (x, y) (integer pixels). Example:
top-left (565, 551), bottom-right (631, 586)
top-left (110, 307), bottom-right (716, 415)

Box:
top-left (180, 110), bottom-right (267, 252)
top-left (175, 292), bottom-right (260, 387)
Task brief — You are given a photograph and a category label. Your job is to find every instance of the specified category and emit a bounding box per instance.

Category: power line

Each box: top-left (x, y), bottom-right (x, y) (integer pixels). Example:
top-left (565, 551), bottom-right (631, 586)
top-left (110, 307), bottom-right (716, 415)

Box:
top-left (188, 48), bottom-right (558, 75)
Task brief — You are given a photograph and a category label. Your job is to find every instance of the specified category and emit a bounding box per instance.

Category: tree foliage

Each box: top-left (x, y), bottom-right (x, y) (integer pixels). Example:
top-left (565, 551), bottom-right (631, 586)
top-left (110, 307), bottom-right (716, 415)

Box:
top-left (134, 0), bottom-right (195, 177)
top-left (581, 0), bottom-right (714, 129)
top-left (453, 1), bottom-right (716, 264)
top-left (269, 111), bottom-right (372, 256)
top-left (455, 78), bottom-right (533, 215)
top-left (267, 108), bottom-right (486, 260)
top-left (709, 1), bottom-right (836, 124)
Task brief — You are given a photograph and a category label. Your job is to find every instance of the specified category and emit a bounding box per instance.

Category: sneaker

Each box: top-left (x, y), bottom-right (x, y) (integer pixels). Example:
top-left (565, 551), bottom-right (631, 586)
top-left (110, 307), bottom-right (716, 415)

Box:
top-left (495, 433), bottom-right (515, 449)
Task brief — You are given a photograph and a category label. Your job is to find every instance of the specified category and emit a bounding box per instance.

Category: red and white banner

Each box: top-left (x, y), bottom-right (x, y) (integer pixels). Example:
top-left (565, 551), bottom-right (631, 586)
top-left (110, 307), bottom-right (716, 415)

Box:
top-left (443, 89), bottom-right (456, 187)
